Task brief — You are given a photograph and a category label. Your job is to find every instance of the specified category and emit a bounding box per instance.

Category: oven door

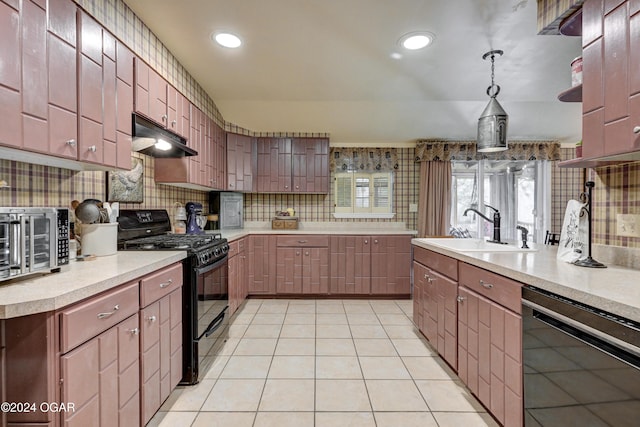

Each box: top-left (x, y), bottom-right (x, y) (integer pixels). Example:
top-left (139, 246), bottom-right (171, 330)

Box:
top-left (195, 255), bottom-right (229, 340)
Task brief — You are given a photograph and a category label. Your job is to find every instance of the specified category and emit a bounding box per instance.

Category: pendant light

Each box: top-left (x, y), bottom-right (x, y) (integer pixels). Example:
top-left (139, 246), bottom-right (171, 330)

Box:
top-left (477, 50), bottom-right (508, 152)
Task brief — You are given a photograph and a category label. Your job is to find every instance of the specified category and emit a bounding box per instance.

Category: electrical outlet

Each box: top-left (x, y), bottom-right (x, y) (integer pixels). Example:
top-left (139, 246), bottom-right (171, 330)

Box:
top-left (616, 214), bottom-right (640, 237)
top-left (409, 203), bottom-right (418, 213)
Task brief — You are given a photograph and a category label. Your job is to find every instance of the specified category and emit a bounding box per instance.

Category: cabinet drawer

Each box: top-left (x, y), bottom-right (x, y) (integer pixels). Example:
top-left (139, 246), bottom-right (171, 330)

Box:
top-left (414, 246), bottom-right (458, 281)
top-left (140, 263), bottom-right (183, 307)
top-left (277, 235), bottom-right (329, 247)
top-left (458, 263), bottom-right (522, 313)
top-left (228, 240), bottom-right (239, 258)
top-left (60, 282), bottom-right (139, 353)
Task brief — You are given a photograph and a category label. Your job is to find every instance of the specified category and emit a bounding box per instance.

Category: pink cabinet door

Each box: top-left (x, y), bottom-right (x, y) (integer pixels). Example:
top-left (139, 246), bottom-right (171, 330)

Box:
top-left (226, 133), bottom-right (239, 190)
top-left (228, 253), bottom-right (239, 314)
top-left (248, 235), bottom-right (277, 294)
top-left (302, 247), bottom-right (329, 294)
top-left (292, 138), bottom-right (329, 193)
top-left (61, 313), bottom-right (140, 427)
top-left (329, 235), bottom-right (371, 295)
top-left (149, 67), bottom-right (168, 126)
top-left (134, 58), bottom-right (149, 117)
top-left (370, 235), bottom-right (411, 295)
top-left (412, 261), bottom-right (427, 330)
top-left (276, 247), bottom-right (303, 293)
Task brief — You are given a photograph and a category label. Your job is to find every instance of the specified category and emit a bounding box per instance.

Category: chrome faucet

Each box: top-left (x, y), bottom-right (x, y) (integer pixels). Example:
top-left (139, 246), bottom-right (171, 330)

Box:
top-left (463, 204), bottom-right (505, 244)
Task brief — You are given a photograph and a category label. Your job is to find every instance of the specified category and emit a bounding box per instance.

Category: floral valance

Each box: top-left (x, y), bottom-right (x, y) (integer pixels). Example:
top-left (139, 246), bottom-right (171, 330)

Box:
top-left (330, 148), bottom-right (398, 172)
top-left (415, 140), bottom-right (561, 162)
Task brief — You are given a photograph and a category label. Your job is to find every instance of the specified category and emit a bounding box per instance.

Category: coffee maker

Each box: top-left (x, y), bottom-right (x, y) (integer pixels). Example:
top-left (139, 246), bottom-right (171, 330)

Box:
top-left (185, 202), bottom-right (204, 234)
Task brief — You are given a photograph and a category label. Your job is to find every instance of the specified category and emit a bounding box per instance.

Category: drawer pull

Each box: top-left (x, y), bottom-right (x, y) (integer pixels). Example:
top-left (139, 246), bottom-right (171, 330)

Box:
top-left (634, 126), bottom-right (640, 134)
top-left (298, 240), bottom-right (307, 243)
top-left (161, 114), bottom-right (167, 122)
top-left (364, 239), bottom-right (368, 244)
top-left (296, 251), bottom-right (300, 256)
top-left (423, 273), bottom-right (429, 279)
top-left (374, 239), bottom-right (378, 244)
top-left (88, 145), bottom-right (97, 153)
top-left (147, 315), bottom-right (157, 322)
top-left (305, 251), bottom-right (309, 256)
top-left (457, 296), bottom-right (466, 303)
top-left (129, 328), bottom-right (140, 335)
top-left (427, 277), bottom-right (434, 283)
top-left (159, 279), bottom-right (173, 288)
top-left (479, 280), bottom-right (493, 289)
top-left (97, 304), bottom-right (120, 319)
top-left (66, 139), bottom-right (76, 147)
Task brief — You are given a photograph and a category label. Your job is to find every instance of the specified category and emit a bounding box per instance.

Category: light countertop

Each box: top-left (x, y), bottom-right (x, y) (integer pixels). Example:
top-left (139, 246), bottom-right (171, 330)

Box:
top-left (412, 238), bottom-right (640, 323)
top-left (209, 221), bottom-right (418, 241)
top-left (0, 251), bottom-right (186, 319)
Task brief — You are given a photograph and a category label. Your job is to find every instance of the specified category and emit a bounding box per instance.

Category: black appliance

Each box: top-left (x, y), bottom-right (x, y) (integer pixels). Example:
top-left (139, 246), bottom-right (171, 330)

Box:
top-left (131, 113), bottom-right (197, 158)
top-left (522, 285), bottom-right (640, 426)
top-left (117, 209), bottom-right (229, 385)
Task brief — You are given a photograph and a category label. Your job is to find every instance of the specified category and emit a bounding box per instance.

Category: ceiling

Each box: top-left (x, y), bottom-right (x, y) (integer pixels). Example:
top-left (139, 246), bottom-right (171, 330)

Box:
top-left (123, 0), bottom-right (583, 146)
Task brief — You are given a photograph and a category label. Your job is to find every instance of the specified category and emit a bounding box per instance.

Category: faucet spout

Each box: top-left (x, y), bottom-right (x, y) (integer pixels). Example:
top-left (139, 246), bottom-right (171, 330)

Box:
top-left (463, 207), bottom-right (504, 244)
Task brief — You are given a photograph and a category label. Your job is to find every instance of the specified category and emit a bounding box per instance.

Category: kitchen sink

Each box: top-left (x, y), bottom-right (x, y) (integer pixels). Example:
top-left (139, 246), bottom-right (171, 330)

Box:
top-left (420, 238), bottom-right (538, 253)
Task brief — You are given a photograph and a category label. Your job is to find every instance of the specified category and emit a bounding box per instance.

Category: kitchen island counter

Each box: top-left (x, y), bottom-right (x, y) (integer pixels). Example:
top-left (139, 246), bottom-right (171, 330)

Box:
top-left (0, 251), bottom-right (186, 319)
top-left (412, 238), bottom-right (640, 323)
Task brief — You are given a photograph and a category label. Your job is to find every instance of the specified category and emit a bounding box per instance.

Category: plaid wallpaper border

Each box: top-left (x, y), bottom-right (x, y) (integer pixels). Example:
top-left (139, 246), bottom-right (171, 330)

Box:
top-left (592, 162), bottom-right (640, 247)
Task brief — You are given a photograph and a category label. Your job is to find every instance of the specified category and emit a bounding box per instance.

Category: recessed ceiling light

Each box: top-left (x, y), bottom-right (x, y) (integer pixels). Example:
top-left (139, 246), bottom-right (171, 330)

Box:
top-left (213, 32), bottom-right (242, 48)
top-left (399, 32), bottom-right (435, 50)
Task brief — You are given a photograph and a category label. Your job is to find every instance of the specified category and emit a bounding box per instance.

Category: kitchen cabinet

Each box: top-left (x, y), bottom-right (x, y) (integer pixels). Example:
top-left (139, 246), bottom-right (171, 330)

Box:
top-left (155, 107), bottom-right (225, 191)
top-left (227, 132), bottom-right (254, 192)
top-left (412, 247), bottom-right (458, 370)
top-left (139, 264), bottom-right (183, 425)
top-left (276, 235), bottom-right (329, 294)
top-left (78, 11), bottom-right (133, 169)
top-left (134, 57), bottom-right (189, 140)
top-left (577, 0), bottom-right (640, 160)
top-left (248, 234), bottom-right (277, 295)
top-left (330, 235), bottom-right (411, 296)
top-left (255, 137), bottom-right (329, 194)
top-left (457, 262), bottom-right (522, 427)
top-left (228, 237), bottom-right (248, 315)
top-left (59, 281), bottom-right (141, 427)
top-left (0, 0), bottom-right (22, 148)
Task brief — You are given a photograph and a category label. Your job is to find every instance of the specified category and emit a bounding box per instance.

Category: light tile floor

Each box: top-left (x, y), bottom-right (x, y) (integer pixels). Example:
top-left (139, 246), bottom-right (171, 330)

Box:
top-left (149, 299), bottom-right (499, 427)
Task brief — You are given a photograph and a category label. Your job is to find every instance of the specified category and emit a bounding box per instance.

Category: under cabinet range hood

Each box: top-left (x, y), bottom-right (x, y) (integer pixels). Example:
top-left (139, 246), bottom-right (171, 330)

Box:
top-left (131, 113), bottom-right (197, 158)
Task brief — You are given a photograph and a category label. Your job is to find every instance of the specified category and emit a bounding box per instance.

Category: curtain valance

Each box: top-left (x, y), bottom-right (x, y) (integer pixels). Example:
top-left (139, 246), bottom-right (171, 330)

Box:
top-left (330, 148), bottom-right (398, 172)
top-left (415, 140), bottom-right (561, 162)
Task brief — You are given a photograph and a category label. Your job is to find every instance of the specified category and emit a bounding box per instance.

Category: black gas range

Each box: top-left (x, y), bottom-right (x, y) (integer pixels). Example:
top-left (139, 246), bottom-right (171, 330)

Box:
top-left (118, 209), bottom-right (230, 385)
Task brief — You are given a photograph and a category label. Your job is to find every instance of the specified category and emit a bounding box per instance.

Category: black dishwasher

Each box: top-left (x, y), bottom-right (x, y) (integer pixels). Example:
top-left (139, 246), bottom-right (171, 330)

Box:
top-left (522, 286), bottom-right (640, 427)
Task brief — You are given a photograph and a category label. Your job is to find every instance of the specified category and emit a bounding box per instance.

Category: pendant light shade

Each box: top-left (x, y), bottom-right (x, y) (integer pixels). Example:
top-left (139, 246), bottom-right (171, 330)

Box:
top-left (477, 50), bottom-right (508, 153)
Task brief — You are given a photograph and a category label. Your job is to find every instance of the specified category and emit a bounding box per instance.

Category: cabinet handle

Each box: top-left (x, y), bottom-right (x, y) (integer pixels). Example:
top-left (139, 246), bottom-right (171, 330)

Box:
top-left (479, 280), bottom-right (493, 289)
top-left (88, 145), bottom-right (97, 153)
top-left (374, 239), bottom-right (378, 244)
top-left (296, 251), bottom-right (300, 256)
top-left (634, 126), bottom-right (640, 134)
top-left (305, 251), bottom-right (309, 256)
top-left (298, 240), bottom-right (307, 243)
top-left (427, 277), bottom-right (434, 283)
top-left (161, 114), bottom-right (167, 122)
top-left (295, 185), bottom-right (299, 189)
top-left (284, 185), bottom-right (289, 189)
top-left (424, 273), bottom-right (429, 279)
top-left (147, 315), bottom-right (157, 322)
top-left (229, 183), bottom-right (234, 187)
top-left (159, 279), bottom-right (173, 288)
top-left (364, 240), bottom-right (368, 244)
top-left (456, 296), bottom-right (466, 303)
top-left (129, 328), bottom-right (140, 335)
top-left (171, 120), bottom-right (177, 127)
top-left (66, 139), bottom-right (76, 147)
top-left (97, 304), bottom-right (120, 319)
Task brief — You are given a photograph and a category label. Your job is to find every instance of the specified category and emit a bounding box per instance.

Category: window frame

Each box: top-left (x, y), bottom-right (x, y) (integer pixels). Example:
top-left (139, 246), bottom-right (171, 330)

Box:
top-left (333, 171), bottom-right (395, 219)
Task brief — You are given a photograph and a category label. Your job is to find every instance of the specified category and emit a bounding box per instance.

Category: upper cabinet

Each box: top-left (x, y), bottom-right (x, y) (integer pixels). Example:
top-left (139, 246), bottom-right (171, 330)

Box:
top-left (134, 58), bottom-right (189, 140)
top-left (255, 137), bottom-right (329, 194)
top-left (78, 11), bottom-right (133, 169)
top-left (226, 132), bottom-right (254, 192)
top-left (0, 0), bottom-right (134, 171)
top-left (562, 0), bottom-right (640, 166)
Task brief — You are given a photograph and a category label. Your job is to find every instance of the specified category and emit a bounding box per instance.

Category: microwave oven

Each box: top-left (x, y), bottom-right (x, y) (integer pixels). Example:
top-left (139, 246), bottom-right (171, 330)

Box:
top-left (0, 207), bottom-right (70, 282)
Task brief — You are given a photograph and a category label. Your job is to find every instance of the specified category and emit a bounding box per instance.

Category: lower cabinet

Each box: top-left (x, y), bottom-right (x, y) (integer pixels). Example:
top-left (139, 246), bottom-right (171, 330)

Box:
top-left (457, 263), bottom-right (523, 427)
top-left (61, 313), bottom-right (140, 427)
top-left (330, 235), bottom-right (412, 296)
top-left (412, 247), bottom-right (458, 370)
top-left (276, 235), bottom-right (329, 294)
top-left (229, 237), bottom-right (248, 315)
top-left (139, 264), bottom-right (183, 425)
top-left (248, 234), bottom-right (277, 295)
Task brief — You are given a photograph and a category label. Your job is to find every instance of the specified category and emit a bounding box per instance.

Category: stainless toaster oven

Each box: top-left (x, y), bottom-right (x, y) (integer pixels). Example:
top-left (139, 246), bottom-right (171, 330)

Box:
top-left (0, 207), bottom-right (70, 282)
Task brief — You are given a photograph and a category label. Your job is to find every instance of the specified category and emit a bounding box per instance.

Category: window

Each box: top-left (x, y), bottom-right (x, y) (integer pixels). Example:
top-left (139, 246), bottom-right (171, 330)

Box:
top-left (334, 172), bottom-right (394, 218)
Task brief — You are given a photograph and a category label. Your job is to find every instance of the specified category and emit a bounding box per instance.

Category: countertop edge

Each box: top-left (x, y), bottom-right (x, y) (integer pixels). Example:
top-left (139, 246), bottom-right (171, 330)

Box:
top-left (0, 252), bottom-right (186, 319)
top-left (412, 239), bottom-right (640, 323)
top-left (216, 228), bottom-right (418, 242)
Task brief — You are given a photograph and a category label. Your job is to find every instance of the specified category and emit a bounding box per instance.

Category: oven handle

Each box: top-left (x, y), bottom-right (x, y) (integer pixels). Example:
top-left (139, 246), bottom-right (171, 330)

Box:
top-left (524, 299), bottom-right (640, 367)
top-left (196, 306), bottom-right (228, 340)
top-left (194, 255), bottom-right (228, 275)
